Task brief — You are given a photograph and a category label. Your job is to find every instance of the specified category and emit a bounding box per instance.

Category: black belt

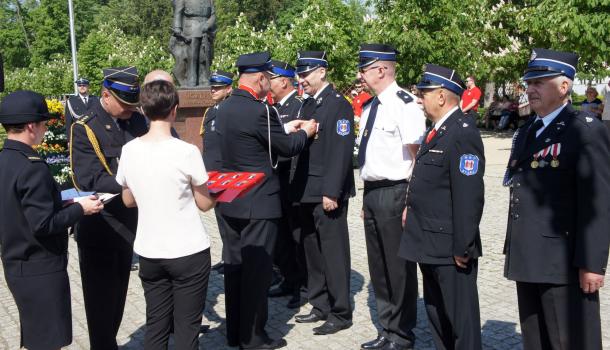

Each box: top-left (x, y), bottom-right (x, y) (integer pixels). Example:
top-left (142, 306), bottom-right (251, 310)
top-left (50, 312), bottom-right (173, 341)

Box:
top-left (364, 179), bottom-right (407, 191)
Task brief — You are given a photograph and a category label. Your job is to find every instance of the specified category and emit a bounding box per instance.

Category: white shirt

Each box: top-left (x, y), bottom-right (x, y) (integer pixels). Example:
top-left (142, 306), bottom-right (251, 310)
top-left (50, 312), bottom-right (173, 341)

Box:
top-left (434, 106), bottom-right (459, 131)
top-left (115, 137), bottom-right (210, 259)
top-left (79, 93), bottom-right (89, 105)
top-left (278, 90), bottom-right (296, 106)
top-left (534, 103), bottom-right (567, 137)
top-left (358, 81), bottom-right (427, 181)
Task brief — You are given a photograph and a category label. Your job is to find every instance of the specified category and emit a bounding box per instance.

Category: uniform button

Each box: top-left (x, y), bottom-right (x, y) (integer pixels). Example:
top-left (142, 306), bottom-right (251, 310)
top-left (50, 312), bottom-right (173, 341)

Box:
top-left (407, 205), bottom-right (412, 209)
top-left (565, 231), bottom-right (569, 236)
top-left (513, 214), bottom-right (520, 219)
top-left (439, 227), bottom-right (444, 231)
top-left (514, 198), bottom-right (519, 203)
top-left (517, 168), bottom-right (523, 172)
top-left (516, 183), bottom-right (521, 188)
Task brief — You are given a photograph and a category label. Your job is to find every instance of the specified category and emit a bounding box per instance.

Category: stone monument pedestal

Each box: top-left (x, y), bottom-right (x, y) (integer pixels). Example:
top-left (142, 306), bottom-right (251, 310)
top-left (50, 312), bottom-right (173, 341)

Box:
top-left (175, 88), bottom-right (214, 153)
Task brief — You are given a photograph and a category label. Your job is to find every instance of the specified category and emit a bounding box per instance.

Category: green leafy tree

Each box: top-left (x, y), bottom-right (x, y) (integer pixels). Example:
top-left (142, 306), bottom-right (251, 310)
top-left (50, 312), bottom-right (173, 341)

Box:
top-left (95, 0), bottom-right (174, 50)
top-left (78, 23), bottom-right (174, 93)
top-left (0, 1), bottom-right (31, 68)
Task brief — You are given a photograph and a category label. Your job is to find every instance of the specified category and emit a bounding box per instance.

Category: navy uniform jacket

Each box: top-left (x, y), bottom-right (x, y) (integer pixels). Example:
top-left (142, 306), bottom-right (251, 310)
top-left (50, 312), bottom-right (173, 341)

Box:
top-left (65, 95), bottom-right (98, 140)
top-left (399, 108), bottom-right (485, 265)
top-left (70, 102), bottom-right (148, 247)
top-left (504, 105), bottom-right (610, 284)
top-left (217, 88), bottom-right (308, 219)
top-left (0, 140), bottom-right (83, 275)
top-left (202, 102), bottom-right (225, 171)
top-left (276, 91), bottom-right (303, 124)
top-left (291, 85), bottom-right (356, 203)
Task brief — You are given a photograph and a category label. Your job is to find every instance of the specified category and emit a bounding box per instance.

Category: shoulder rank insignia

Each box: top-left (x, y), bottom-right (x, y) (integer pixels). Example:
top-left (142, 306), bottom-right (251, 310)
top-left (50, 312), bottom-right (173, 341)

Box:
top-left (586, 117), bottom-right (593, 123)
top-left (396, 90), bottom-right (413, 104)
top-left (463, 122), bottom-right (469, 127)
top-left (295, 94), bottom-right (304, 101)
top-left (459, 154), bottom-right (479, 176)
top-left (27, 156), bottom-right (43, 161)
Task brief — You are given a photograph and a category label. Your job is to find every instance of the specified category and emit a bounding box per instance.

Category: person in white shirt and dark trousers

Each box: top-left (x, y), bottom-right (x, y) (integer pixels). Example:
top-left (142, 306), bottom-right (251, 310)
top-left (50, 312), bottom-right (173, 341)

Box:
top-left (356, 44), bottom-right (426, 350)
top-left (115, 80), bottom-right (216, 350)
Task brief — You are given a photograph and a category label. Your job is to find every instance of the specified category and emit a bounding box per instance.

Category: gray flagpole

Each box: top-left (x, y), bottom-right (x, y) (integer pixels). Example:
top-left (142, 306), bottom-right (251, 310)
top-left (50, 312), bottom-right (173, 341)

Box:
top-left (68, 0), bottom-right (78, 95)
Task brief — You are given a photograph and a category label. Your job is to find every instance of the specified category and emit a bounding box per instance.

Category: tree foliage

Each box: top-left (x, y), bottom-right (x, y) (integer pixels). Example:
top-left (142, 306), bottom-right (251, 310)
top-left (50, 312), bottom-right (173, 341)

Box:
top-left (1, 0), bottom-right (608, 98)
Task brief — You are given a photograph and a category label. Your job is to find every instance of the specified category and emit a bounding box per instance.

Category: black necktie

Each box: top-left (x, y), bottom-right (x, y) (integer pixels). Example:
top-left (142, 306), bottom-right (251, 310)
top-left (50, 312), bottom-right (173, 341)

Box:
top-left (525, 119), bottom-right (544, 147)
top-left (357, 97), bottom-right (380, 168)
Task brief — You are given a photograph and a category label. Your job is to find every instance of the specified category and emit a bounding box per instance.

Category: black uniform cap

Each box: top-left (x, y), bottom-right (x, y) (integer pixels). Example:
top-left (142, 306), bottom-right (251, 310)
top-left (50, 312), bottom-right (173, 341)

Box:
top-left (523, 48), bottom-right (579, 81)
top-left (416, 64), bottom-right (465, 96)
top-left (75, 77), bottom-right (90, 86)
top-left (102, 66), bottom-right (140, 105)
top-left (270, 60), bottom-right (296, 78)
top-left (236, 52), bottom-right (273, 73)
top-left (358, 43), bottom-right (398, 68)
top-left (209, 70), bottom-right (234, 86)
top-left (296, 51), bottom-right (328, 74)
top-left (0, 90), bottom-right (52, 124)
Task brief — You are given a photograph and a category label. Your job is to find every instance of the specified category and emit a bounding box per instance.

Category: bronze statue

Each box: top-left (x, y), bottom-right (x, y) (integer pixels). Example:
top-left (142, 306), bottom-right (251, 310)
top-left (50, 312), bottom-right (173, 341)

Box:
top-left (170, 0), bottom-right (216, 87)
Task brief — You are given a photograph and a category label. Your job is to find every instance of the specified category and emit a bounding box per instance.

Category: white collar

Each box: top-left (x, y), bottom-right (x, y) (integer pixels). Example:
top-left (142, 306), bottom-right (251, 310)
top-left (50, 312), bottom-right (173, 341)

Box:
top-left (313, 83), bottom-right (330, 99)
top-left (279, 90), bottom-right (296, 106)
top-left (434, 106), bottom-right (460, 130)
top-left (376, 80), bottom-right (400, 105)
top-left (535, 103), bottom-right (567, 127)
top-left (79, 93), bottom-right (89, 99)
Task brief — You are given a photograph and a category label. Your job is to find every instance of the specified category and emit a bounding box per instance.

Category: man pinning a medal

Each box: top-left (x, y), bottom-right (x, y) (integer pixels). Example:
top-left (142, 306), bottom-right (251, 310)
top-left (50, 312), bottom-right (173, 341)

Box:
top-left (503, 48), bottom-right (610, 349)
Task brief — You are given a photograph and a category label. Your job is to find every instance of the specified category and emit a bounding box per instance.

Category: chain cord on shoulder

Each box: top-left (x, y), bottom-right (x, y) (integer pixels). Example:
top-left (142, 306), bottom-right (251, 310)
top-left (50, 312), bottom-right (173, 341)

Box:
top-left (265, 103), bottom-right (278, 170)
top-left (69, 120), bottom-right (114, 191)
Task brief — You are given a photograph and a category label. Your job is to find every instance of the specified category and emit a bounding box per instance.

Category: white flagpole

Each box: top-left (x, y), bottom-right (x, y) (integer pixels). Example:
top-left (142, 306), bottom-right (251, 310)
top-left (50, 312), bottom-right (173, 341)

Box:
top-left (68, 0), bottom-right (78, 95)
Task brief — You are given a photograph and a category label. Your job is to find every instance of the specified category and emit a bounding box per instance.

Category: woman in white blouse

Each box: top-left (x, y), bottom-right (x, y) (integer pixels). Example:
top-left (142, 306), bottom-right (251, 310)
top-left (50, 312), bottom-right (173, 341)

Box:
top-left (116, 80), bottom-right (215, 349)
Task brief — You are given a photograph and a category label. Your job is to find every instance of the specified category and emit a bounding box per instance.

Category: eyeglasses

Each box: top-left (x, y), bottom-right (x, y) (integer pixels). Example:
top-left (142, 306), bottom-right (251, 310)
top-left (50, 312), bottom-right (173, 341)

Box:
top-left (359, 65), bottom-right (388, 74)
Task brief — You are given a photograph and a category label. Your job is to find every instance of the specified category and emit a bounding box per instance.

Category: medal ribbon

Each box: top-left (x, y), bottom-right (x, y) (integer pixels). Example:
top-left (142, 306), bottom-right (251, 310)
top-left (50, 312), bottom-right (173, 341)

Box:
top-left (551, 143), bottom-right (561, 159)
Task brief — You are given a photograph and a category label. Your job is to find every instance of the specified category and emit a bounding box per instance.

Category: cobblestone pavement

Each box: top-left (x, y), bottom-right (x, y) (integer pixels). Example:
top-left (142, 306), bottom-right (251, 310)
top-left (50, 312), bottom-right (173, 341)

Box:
top-left (1, 132), bottom-right (609, 350)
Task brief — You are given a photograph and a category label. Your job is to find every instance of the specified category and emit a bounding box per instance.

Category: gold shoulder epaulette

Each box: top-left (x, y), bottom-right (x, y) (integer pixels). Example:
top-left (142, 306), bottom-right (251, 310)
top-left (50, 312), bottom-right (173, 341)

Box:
top-left (76, 114), bottom-right (93, 124)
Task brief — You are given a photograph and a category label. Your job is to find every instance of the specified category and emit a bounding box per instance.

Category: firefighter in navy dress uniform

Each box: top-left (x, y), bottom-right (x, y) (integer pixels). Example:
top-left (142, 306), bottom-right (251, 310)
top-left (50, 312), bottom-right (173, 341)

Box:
top-left (399, 64), bottom-right (485, 350)
top-left (65, 78), bottom-right (98, 141)
top-left (356, 44), bottom-right (426, 350)
top-left (216, 51), bottom-right (317, 350)
top-left (503, 48), bottom-right (610, 350)
top-left (200, 70), bottom-right (233, 274)
top-left (291, 51), bottom-right (356, 335)
top-left (70, 67), bottom-right (149, 350)
top-left (0, 90), bottom-right (103, 350)
top-left (267, 60), bottom-right (308, 308)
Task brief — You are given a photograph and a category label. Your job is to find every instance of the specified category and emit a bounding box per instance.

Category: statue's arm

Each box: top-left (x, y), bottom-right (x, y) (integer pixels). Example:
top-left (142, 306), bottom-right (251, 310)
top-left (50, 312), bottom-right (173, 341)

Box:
top-left (172, 0), bottom-right (185, 33)
top-left (206, 0), bottom-right (217, 32)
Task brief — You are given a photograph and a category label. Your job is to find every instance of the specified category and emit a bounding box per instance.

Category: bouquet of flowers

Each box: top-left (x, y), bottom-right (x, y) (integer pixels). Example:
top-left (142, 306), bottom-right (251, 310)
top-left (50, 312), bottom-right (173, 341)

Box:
top-left (33, 99), bottom-right (71, 186)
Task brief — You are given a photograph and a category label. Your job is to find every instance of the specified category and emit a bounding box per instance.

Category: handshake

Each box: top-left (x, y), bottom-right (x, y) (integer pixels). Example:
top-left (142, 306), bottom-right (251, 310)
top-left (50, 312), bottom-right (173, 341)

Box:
top-left (284, 119), bottom-right (319, 138)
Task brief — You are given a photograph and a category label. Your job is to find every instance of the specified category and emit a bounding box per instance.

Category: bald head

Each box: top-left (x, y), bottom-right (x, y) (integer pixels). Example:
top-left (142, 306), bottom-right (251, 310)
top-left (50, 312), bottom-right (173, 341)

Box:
top-left (144, 70), bottom-right (174, 85)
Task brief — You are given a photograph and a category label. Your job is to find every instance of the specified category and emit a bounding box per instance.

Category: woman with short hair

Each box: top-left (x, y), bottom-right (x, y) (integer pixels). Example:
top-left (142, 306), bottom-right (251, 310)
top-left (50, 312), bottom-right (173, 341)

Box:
top-left (115, 80), bottom-right (215, 349)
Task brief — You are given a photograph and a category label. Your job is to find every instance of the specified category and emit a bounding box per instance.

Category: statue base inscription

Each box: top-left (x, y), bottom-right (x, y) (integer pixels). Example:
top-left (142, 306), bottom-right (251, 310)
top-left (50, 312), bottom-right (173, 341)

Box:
top-left (175, 88), bottom-right (215, 153)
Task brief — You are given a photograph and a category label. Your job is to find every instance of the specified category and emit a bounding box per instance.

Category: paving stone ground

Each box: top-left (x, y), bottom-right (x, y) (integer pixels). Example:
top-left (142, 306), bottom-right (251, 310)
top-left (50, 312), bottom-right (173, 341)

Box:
top-left (1, 131), bottom-right (609, 349)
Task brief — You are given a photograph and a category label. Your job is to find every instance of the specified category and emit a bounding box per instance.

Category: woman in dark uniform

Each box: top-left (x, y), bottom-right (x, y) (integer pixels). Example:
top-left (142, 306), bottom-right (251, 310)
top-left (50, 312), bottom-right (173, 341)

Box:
top-left (0, 90), bottom-right (103, 350)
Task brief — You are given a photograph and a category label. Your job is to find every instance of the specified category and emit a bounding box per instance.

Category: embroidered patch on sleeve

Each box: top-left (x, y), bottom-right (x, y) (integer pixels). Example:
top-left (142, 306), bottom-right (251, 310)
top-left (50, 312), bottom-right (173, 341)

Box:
top-left (336, 119), bottom-right (350, 136)
top-left (459, 154), bottom-right (479, 176)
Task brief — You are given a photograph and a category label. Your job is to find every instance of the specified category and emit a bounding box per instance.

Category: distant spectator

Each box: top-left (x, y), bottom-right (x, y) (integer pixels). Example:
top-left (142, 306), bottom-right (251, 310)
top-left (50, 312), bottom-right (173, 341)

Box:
top-left (602, 81), bottom-right (610, 131)
top-left (484, 94), bottom-right (502, 129)
top-left (350, 79), bottom-right (372, 117)
top-left (517, 84), bottom-right (531, 121)
top-left (460, 75), bottom-right (482, 119)
top-left (581, 86), bottom-right (603, 120)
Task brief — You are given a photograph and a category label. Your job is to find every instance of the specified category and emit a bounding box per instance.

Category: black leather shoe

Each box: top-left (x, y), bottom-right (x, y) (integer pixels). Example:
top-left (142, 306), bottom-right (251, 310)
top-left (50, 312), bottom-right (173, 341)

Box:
top-left (212, 260), bottom-right (224, 271)
top-left (312, 320), bottom-right (352, 335)
top-left (382, 340), bottom-right (414, 350)
top-left (268, 284), bottom-right (293, 298)
top-left (241, 338), bottom-right (287, 349)
top-left (361, 335), bottom-right (389, 349)
top-left (295, 312), bottom-right (326, 323)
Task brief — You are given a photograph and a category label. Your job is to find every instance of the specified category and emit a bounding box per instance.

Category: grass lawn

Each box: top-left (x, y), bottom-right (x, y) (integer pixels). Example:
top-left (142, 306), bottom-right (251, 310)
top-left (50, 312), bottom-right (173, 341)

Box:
top-left (0, 127), bottom-right (6, 148)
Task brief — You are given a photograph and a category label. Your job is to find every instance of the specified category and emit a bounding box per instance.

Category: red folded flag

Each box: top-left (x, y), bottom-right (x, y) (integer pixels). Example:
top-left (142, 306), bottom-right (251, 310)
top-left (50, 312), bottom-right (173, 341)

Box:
top-left (206, 172), bottom-right (265, 202)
